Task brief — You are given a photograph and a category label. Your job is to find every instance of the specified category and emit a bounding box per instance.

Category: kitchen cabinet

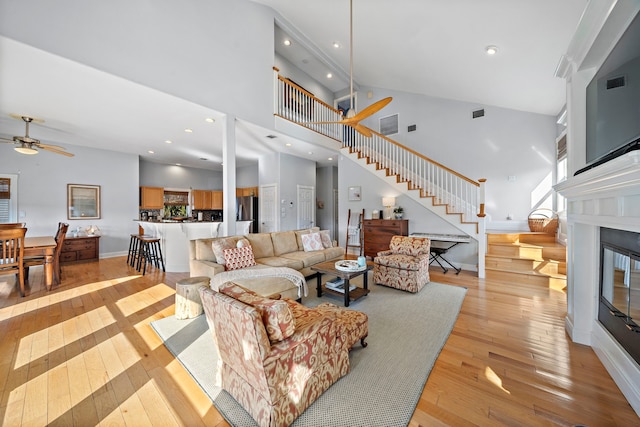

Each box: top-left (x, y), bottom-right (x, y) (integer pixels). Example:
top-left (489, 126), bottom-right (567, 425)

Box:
top-left (140, 186), bottom-right (164, 209)
top-left (363, 219), bottom-right (409, 259)
top-left (212, 191), bottom-right (223, 209)
top-left (236, 187), bottom-right (259, 197)
top-left (192, 189), bottom-right (223, 209)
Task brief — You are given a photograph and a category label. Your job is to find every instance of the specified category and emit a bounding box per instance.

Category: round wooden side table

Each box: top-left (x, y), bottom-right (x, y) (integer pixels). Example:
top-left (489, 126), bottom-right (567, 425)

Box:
top-left (175, 276), bottom-right (211, 319)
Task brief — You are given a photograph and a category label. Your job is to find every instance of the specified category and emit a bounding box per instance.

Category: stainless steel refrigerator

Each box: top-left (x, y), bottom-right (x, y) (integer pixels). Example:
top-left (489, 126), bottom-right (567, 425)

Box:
top-left (236, 196), bottom-right (259, 233)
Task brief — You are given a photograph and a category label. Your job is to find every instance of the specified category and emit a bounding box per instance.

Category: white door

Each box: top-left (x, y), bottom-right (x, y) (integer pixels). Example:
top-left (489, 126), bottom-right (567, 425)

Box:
top-left (259, 184), bottom-right (278, 233)
top-left (297, 185), bottom-right (315, 229)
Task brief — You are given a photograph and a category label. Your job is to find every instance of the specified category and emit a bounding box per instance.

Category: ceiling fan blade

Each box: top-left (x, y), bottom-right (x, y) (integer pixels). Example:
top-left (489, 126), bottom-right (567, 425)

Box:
top-left (351, 123), bottom-right (373, 138)
top-left (0, 136), bottom-right (15, 143)
top-left (39, 145), bottom-right (74, 157)
top-left (345, 97), bottom-right (393, 123)
top-left (37, 142), bottom-right (67, 150)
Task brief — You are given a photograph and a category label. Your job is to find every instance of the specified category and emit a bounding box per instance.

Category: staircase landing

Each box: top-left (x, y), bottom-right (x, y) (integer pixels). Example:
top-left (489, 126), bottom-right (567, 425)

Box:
top-left (486, 232), bottom-right (566, 291)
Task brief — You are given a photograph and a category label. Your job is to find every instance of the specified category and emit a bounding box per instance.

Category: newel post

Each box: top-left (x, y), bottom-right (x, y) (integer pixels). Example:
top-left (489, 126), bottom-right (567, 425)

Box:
top-left (477, 178), bottom-right (487, 218)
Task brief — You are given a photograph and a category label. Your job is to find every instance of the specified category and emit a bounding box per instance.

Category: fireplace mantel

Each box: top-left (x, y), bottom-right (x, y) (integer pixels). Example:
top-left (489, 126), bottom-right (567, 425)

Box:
top-left (555, 150), bottom-right (640, 415)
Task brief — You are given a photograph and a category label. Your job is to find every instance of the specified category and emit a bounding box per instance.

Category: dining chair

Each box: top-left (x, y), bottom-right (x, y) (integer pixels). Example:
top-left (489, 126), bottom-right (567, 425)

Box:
top-left (0, 227), bottom-right (27, 297)
top-left (24, 222), bottom-right (69, 286)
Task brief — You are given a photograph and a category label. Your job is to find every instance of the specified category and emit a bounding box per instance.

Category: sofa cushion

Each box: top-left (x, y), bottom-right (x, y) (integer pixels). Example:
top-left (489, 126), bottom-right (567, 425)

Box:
top-left (302, 232), bottom-right (324, 251)
top-left (236, 237), bottom-right (251, 248)
top-left (322, 246), bottom-right (345, 260)
top-left (281, 250), bottom-right (326, 267)
top-left (246, 233), bottom-right (275, 259)
top-left (224, 246), bottom-right (257, 271)
top-left (219, 282), bottom-right (296, 343)
top-left (256, 256), bottom-right (304, 270)
top-left (271, 230), bottom-right (298, 256)
top-left (212, 237), bottom-right (237, 265)
top-left (319, 230), bottom-right (332, 248)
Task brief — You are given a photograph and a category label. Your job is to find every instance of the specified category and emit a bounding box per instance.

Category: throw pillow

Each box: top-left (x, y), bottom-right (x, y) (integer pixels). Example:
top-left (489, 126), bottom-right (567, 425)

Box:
top-left (212, 237), bottom-right (236, 265)
top-left (223, 246), bottom-right (256, 271)
top-left (301, 232), bottom-right (323, 252)
top-left (219, 282), bottom-right (296, 342)
top-left (236, 237), bottom-right (250, 248)
top-left (319, 230), bottom-right (332, 248)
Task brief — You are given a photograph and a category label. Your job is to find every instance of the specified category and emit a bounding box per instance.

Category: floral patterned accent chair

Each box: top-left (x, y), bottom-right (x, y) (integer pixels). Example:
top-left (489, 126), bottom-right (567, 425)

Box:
top-left (373, 235), bottom-right (431, 293)
top-left (199, 282), bottom-right (367, 427)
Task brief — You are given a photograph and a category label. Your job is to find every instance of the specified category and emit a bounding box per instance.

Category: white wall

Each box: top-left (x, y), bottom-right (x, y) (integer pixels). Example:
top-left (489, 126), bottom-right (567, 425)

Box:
top-left (0, 144), bottom-right (138, 257)
top-left (275, 53), bottom-right (336, 105)
top-left (140, 159), bottom-right (223, 190)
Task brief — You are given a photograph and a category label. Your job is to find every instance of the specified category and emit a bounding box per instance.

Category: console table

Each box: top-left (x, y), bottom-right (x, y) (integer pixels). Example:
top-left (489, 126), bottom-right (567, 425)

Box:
top-left (363, 219), bottom-right (408, 259)
top-left (60, 235), bottom-right (100, 264)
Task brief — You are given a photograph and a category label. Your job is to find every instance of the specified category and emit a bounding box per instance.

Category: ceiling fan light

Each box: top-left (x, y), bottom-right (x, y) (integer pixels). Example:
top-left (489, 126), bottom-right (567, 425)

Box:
top-left (15, 145), bottom-right (38, 155)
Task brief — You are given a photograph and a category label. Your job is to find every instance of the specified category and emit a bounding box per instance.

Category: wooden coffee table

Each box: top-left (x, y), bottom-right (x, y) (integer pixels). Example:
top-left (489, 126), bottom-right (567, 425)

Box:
top-left (311, 259), bottom-right (372, 307)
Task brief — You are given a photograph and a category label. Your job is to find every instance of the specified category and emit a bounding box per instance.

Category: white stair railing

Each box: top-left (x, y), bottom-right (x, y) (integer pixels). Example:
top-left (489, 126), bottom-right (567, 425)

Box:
top-left (274, 70), bottom-right (486, 224)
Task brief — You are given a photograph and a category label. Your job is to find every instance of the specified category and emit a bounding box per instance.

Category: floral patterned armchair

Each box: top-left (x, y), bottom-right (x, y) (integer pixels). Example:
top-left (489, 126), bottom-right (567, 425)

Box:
top-left (373, 235), bottom-right (431, 293)
top-left (199, 282), bottom-right (367, 427)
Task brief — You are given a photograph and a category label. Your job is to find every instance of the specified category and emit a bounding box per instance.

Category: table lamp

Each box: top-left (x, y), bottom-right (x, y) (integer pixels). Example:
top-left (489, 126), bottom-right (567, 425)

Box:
top-left (382, 196), bottom-right (395, 220)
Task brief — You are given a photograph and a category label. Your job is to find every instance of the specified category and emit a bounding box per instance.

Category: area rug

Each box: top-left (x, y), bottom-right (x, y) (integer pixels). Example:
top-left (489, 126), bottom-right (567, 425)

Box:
top-left (151, 281), bottom-right (467, 427)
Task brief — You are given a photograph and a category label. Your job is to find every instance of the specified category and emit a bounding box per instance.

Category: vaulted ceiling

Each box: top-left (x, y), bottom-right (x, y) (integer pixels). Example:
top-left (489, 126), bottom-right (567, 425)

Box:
top-left (0, 0), bottom-right (589, 169)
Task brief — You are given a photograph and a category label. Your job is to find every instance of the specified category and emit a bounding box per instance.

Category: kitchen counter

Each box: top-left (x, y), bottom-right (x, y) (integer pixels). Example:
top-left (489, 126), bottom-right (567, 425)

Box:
top-left (136, 221), bottom-right (222, 272)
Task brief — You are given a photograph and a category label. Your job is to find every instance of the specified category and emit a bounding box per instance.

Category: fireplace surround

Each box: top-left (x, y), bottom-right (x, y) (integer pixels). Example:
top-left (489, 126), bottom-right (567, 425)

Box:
top-left (555, 150), bottom-right (640, 414)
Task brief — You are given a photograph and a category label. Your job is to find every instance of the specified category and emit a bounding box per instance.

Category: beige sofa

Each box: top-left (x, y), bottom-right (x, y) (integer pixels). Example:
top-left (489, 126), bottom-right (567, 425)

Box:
top-left (189, 228), bottom-right (345, 300)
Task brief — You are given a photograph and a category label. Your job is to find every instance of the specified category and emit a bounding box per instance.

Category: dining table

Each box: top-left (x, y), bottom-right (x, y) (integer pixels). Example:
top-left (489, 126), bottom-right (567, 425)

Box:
top-left (24, 236), bottom-right (57, 290)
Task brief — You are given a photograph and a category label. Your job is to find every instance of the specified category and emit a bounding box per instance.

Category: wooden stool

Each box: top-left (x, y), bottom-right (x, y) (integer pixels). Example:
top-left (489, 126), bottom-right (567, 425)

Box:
top-left (127, 234), bottom-right (148, 267)
top-left (137, 236), bottom-right (165, 274)
top-left (175, 276), bottom-right (211, 319)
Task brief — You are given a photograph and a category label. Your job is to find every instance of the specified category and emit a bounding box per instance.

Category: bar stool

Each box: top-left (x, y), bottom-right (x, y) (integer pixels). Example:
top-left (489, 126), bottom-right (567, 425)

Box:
top-left (127, 234), bottom-right (149, 267)
top-left (137, 235), bottom-right (165, 274)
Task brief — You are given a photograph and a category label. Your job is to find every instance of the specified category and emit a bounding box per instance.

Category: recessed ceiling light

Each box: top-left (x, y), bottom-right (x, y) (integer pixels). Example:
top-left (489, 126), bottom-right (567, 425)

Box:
top-left (285, 143), bottom-right (292, 147)
top-left (328, 157), bottom-right (333, 161)
top-left (148, 150), bottom-right (154, 154)
top-left (485, 45), bottom-right (498, 55)
top-left (284, 39), bottom-right (291, 46)
top-left (176, 163), bottom-right (181, 166)
top-left (333, 41), bottom-right (340, 48)
top-left (205, 117), bottom-right (215, 123)
top-left (165, 140), bottom-right (172, 144)
top-left (200, 157), bottom-right (208, 161)
top-left (327, 73), bottom-right (333, 79)
top-left (184, 128), bottom-right (193, 133)
top-left (308, 151), bottom-right (313, 155)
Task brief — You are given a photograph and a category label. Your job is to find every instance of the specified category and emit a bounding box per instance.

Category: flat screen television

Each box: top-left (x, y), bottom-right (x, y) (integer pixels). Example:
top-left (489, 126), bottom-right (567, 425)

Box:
top-left (577, 12), bottom-right (640, 175)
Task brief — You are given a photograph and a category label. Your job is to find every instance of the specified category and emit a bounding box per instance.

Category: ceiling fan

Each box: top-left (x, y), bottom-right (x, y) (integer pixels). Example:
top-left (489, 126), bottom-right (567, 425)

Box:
top-left (307, 0), bottom-right (392, 138)
top-left (0, 115), bottom-right (74, 157)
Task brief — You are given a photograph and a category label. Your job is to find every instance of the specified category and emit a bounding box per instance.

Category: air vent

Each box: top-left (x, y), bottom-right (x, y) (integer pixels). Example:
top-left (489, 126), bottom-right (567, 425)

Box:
top-left (380, 114), bottom-right (399, 136)
top-left (472, 109), bottom-right (485, 119)
top-left (606, 76), bottom-right (625, 90)
top-left (408, 124), bottom-right (417, 132)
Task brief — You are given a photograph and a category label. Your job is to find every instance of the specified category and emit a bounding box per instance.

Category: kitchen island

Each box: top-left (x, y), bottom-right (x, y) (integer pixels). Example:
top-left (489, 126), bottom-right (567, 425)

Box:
top-left (136, 221), bottom-right (221, 272)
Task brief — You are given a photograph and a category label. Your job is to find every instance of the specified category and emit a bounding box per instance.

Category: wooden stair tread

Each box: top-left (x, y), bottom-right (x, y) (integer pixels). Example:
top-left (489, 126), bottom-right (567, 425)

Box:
top-left (485, 266), bottom-right (566, 279)
top-left (486, 254), bottom-right (562, 263)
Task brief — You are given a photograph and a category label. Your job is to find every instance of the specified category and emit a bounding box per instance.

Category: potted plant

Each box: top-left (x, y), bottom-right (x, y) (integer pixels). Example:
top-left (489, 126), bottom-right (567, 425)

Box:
top-left (393, 206), bottom-right (404, 219)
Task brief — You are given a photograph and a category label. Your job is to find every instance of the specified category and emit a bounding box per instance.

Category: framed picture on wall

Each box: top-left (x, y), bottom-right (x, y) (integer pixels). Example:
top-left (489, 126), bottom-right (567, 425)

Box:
top-left (348, 186), bottom-right (361, 201)
top-left (68, 184), bottom-right (101, 219)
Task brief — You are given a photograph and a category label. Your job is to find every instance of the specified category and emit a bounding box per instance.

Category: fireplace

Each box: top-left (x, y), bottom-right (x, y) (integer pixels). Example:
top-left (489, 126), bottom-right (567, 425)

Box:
top-left (599, 227), bottom-right (640, 365)
top-left (555, 150), bottom-right (640, 414)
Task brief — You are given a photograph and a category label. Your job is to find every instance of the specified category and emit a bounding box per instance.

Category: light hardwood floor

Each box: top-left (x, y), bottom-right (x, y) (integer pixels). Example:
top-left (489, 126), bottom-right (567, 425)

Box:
top-left (0, 257), bottom-right (638, 426)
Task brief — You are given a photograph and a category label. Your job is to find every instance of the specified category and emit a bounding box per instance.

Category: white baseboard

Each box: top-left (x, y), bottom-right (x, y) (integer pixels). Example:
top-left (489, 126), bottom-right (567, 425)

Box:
top-left (487, 220), bottom-right (528, 231)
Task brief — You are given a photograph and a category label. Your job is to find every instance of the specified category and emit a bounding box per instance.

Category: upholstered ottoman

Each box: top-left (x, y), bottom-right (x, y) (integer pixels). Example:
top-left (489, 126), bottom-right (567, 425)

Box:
top-left (316, 302), bottom-right (368, 349)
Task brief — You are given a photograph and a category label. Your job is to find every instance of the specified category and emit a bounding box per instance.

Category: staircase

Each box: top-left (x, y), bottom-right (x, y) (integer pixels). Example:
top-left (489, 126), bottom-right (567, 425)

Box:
top-left (485, 232), bottom-right (567, 290)
top-left (274, 72), bottom-right (487, 275)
